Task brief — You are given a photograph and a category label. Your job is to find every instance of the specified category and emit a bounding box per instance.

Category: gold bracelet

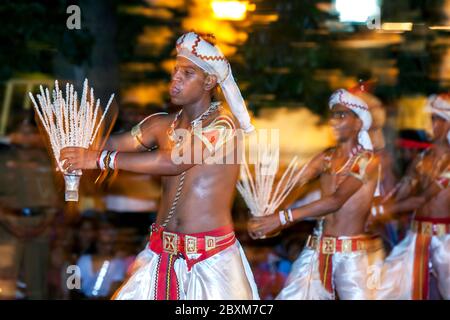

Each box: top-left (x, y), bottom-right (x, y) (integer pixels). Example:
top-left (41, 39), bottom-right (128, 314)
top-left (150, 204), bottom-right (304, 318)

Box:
top-left (103, 151), bottom-right (112, 171)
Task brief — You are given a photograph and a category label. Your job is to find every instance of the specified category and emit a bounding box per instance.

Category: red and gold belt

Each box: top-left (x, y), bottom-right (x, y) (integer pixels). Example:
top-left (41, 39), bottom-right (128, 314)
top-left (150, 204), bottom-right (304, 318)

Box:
top-left (149, 223), bottom-right (236, 269)
top-left (411, 217), bottom-right (450, 236)
top-left (306, 234), bottom-right (382, 254)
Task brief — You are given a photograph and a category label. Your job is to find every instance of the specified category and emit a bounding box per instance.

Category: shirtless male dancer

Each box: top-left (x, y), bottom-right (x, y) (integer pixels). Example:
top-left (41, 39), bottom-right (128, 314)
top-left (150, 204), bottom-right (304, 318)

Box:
top-left (249, 89), bottom-right (383, 300)
top-left (377, 94), bottom-right (450, 300)
top-left (59, 32), bottom-right (259, 300)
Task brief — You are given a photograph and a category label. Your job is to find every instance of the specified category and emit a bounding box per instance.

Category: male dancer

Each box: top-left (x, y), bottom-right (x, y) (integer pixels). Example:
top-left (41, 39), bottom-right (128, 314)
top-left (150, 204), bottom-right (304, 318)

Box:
top-left (355, 89), bottom-right (425, 247)
top-left (59, 32), bottom-right (259, 300)
top-left (249, 89), bottom-right (383, 300)
top-left (377, 94), bottom-right (450, 300)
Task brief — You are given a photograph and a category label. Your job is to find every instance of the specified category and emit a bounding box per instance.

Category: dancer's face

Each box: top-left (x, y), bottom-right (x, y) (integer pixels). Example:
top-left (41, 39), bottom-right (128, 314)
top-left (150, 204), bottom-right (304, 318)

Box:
top-left (330, 104), bottom-right (362, 143)
top-left (169, 56), bottom-right (217, 106)
top-left (431, 114), bottom-right (450, 142)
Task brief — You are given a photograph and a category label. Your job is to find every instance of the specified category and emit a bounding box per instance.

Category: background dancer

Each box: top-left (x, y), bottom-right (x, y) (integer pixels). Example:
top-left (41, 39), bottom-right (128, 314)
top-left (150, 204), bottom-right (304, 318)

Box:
top-left (377, 94), bottom-right (450, 300)
top-left (249, 89), bottom-right (383, 300)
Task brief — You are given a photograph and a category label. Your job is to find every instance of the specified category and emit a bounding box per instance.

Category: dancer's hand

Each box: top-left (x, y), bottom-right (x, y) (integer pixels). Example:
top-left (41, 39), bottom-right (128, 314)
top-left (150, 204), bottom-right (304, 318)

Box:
top-left (247, 214), bottom-right (280, 239)
top-left (396, 196), bottom-right (426, 212)
top-left (60, 147), bottom-right (98, 172)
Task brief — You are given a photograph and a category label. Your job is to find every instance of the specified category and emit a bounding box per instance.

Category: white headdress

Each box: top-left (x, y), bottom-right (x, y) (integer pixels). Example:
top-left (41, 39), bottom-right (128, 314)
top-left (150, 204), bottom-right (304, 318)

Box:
top-left (426, 94), bottom-right (450, 143)
top-left (329, 89), bottom-right (373, 150)
top-left (175, 32), bottom-right (254, 133)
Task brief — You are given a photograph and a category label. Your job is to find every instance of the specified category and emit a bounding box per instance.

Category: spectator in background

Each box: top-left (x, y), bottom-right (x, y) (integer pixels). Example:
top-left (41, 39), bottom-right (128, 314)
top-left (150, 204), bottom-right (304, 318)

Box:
top-left (244, 244), bottom-right (289, 300)
top-left (76, 224), bottom-right (126, 299)
top-left (0, 117), bottom-right (61, 299)
top-left (115, 228), bottom-right (141, 278)
top-left (47, 239), bottom-right (73, 300)
top-left (73, 216), bottom-right (99, 257)
top-left (46, 212), bottom-right (79, 300)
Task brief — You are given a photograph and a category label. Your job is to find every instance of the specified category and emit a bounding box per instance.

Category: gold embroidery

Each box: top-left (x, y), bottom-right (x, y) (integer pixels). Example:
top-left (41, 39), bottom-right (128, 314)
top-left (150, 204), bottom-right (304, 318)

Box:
top-left (356, 240), bottom-right (366, 251)
top-left (322, 237), bottom-right (336, 254)
top-left (205, 236), bottom-right (216, 251)
top-left (349, 152), bottom-right (372, 181)
top-left (193, 116), bottom-right (235, 155)
top-left (435, 224), bottom-right (446, 237)
top-left (421, 222), bottom-right (433, 236)
top-left (162, 232), bottom-right (178, 254)
top-left (185, 236), bottom-right (197, 254)
top-left (342, 239), bottom-right (352, 253)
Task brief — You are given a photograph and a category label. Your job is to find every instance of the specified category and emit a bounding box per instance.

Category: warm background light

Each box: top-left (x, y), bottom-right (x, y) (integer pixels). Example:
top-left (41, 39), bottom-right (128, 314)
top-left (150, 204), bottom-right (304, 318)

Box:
top-left (429, 25), bottom-right (450, 30)
top-left (335, 0), bottom-right (380, 23)
top-left (381, 22), bottom-right (413, 32)
top-left (211, 1), bottom-right (250, 21)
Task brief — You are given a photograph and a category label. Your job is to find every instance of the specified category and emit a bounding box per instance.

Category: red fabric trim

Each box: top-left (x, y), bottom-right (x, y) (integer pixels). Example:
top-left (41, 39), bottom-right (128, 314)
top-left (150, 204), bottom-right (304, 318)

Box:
top-left (155, 253), bottom-right (179, 300)
top-left (397, 139), bottom-right (432, 150)
top-left (319, 252), bottom-right (334, 294)
top-left (414, 216), bottom-right (450, 224)
top-left (191, 34), bottom-right (226, 62)
top-left (319, 234), bottom-right (380, 252)
top-left (149, 224), bottom-right (236, 299)
top-left (149, 223), bottom-right (236, 270)
top-left (151, 223), bottom-right (234, 238)
top-left (437, 177), bottom-right (449, 188)
top-left (337, 90), bottom-right (369, 111)
top-left (412, 234), bottom-right (431, 300)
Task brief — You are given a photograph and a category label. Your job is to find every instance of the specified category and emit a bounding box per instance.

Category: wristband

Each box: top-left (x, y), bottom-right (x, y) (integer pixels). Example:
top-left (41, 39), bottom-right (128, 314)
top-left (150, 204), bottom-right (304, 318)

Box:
top-left (279, 210), bottom-right (287, 226)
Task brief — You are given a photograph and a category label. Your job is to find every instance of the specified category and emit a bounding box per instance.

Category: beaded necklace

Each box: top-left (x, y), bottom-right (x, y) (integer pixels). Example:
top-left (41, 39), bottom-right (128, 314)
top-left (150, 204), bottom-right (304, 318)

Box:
top-left (161, 101), bottom-right (222, 228)
top-left (167, 101), bottom-right (221, 148)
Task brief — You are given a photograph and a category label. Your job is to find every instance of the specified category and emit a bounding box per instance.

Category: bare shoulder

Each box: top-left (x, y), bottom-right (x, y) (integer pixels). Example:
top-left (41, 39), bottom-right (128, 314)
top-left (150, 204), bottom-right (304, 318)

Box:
top-left (311, 147), bottom-right (333, 165)
top-left (216, 107), bottom-right (237, 129)
top-left (367, 150), bottom-right (381, 170)
top-left (130, 111), bottom-right (177, 149)
top-left (138, 111), bottom-right (173, 131)
top-left (342, 149), bottom-right (378, 183)
top-left (298, 148), bottom-right (331, 181)
top-left (320, 147), bottom-right (335, 159)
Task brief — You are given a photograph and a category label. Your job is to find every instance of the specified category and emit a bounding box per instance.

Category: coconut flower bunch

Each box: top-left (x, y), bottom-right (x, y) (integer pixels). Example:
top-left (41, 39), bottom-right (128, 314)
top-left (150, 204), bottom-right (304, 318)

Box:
top-left (237, 142), bottom-right (308, 218)
top-left (29, 79), bottom-right (114, 201)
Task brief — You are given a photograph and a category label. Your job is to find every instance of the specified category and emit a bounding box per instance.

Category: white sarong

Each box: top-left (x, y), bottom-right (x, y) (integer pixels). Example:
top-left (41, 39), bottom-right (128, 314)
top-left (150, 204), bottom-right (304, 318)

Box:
top-left (113, 241), bottom-right (260, 300)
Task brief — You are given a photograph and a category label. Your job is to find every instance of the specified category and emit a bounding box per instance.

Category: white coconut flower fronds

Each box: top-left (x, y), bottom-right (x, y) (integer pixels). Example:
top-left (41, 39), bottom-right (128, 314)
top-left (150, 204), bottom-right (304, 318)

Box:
top-left (237, 145), bottom-right (309, 217)
top-left (28, 79), bottom-right (115, 201)
top-left (28, 79), bottom-right (114, 172)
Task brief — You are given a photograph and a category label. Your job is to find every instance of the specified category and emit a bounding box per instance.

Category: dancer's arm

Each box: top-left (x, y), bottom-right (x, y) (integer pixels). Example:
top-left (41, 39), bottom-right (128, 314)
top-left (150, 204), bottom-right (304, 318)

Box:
top-left (248, 153), bottom-right (379, 237)
top-left (379, 165), bottom-right (447, 219)
top-left (108, 126), bottom-right (238, 175)
top-left (61, 137), bottom-right (197, 176)
top-left (294, 153), bottom-right (380, 220)
top-left (295, 152), bottom-right (326, 187)
top-left (113, 148), bottom-right (195, 175)
top-left (394, 154), bottom-right (423, 201)
top-left (370, 181), bottom-right (439, 225)
top-left (60, 116), bottom-right (236, 176)
top-left (367, 152), bottom-right (440, 225)
top-left (422, 163), bottom-right (450, 200)
top-left (104, 113), bottom-right (168, 152)
top-left (268, 152), bottom-right (327, 212)
top-left (289, 175), bottom-right (373, 221)
top-left (370, 196), bottom-right (426, 225)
